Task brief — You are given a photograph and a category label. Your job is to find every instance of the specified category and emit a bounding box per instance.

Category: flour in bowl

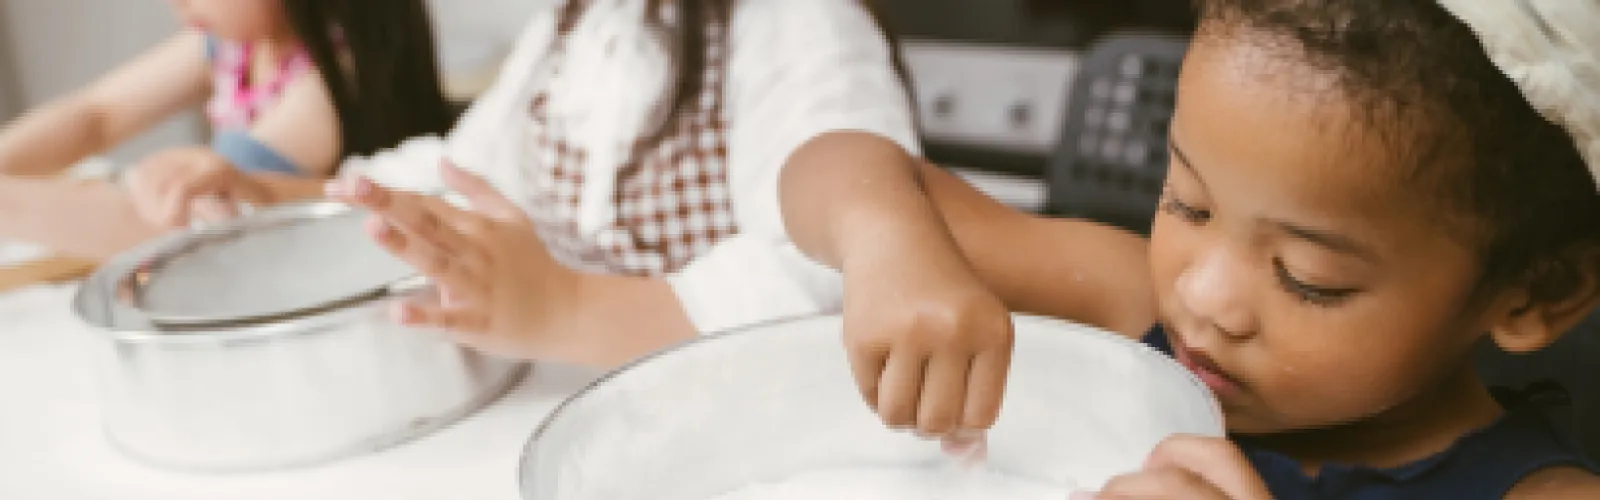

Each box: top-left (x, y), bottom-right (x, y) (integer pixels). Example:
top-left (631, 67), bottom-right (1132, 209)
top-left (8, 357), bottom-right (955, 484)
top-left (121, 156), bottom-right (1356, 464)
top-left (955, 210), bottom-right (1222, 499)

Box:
top-left (704, 465), bottom-right (1074, 500)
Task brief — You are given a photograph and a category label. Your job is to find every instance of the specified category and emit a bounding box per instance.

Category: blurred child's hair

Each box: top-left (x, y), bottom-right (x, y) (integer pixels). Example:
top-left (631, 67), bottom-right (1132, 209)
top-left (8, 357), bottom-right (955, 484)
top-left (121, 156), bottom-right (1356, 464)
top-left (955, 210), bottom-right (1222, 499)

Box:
top-left (555, 0), bottom-right (909, 146)
top-left (1195, 0), bottom-right (1600, 306)
top-left (282, 0), bottom-right (457, 165)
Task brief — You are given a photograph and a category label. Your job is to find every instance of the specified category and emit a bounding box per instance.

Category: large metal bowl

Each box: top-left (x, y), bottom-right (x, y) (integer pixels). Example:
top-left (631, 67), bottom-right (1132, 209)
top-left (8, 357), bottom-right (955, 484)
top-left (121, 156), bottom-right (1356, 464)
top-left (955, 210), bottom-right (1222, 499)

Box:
top-left (74, 201), bottom-right (527, 472)
top-left (519, 315), bottom-right (1222, 499)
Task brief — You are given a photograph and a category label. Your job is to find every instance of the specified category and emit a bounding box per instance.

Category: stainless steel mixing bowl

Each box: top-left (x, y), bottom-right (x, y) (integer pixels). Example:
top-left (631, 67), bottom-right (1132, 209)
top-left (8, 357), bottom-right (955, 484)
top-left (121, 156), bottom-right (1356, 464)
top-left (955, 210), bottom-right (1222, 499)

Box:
top-left (519, 314), bottom-right (1222, 499)
top-left (75, 201), bottom-right (527, 471)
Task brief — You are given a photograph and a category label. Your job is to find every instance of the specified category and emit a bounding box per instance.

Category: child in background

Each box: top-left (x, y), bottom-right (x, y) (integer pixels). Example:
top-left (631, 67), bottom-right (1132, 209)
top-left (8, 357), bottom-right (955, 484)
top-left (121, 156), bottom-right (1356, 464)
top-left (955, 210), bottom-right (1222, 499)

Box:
top-left (329, 0), bottom-right (1014, 443)
top-left (882, 0), bottom-right (1600, 497)
top-left (0, 0), bottom-right (452, 256)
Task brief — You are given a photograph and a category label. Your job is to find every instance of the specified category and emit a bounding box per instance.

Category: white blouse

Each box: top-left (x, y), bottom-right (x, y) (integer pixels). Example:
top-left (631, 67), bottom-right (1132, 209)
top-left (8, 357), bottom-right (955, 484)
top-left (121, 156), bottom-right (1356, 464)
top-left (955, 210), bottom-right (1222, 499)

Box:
top-left (344, 0), bottom-right (920, 334)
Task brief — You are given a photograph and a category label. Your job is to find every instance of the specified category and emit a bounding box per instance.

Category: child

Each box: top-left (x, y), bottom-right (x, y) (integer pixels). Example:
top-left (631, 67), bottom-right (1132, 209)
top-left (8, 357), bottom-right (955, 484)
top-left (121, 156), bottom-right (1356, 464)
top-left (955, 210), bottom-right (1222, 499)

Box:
top-left (329, 0), bottom-right (1014, 442)
top-left (0, 0), bottom-right (452, 255)
top-left (888, 0), bottom-right (1600, 497)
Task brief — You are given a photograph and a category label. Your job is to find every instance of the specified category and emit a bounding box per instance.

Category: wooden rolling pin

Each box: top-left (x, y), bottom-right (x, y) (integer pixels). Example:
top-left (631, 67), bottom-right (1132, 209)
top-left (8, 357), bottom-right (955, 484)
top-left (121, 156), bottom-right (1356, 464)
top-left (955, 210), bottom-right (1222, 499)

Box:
top-left (0, 256), bottom-right (98, 293)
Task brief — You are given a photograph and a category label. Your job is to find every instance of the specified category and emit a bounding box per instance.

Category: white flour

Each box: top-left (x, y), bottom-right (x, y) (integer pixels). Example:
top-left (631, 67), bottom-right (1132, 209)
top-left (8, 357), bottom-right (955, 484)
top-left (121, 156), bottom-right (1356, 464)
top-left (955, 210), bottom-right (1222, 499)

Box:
top-left (704, 465), bottom-right (1075, 500)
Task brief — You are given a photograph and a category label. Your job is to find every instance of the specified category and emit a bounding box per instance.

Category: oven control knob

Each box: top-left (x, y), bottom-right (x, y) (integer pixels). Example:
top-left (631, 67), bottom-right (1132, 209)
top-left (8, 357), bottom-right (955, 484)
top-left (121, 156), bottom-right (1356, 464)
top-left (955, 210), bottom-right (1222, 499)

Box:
top-left (933, 94), bottom-right (957, 118)
top-left (1009, 102), bottom-right (1033, 128)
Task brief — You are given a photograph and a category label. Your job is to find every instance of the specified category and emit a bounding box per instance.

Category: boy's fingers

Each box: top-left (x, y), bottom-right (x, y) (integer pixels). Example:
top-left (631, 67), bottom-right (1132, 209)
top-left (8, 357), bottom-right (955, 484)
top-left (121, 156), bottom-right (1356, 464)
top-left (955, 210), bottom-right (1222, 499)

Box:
top-left (876, 350), bottom-right (928, 430)
top-left (917, 353), bottom-right (972, 437)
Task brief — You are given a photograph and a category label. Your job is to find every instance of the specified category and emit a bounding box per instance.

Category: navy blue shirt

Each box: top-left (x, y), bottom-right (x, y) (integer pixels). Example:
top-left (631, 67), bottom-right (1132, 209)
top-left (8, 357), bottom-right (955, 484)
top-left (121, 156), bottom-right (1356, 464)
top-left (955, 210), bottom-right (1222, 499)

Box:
top-left (1143, 326), bottom-right (1598, 499)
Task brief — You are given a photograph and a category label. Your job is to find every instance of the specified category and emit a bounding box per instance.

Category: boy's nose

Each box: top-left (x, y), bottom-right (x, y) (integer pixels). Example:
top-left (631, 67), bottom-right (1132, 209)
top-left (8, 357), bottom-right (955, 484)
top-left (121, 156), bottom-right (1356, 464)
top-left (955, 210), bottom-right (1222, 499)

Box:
top-left (1174, 247), bottom-right (1258, 341)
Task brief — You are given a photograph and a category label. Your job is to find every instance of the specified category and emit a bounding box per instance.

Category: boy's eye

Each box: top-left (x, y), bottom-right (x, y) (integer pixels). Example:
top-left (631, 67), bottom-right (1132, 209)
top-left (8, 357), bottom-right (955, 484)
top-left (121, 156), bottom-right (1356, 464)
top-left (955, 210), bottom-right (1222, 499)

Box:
top-left (1273, 258), bottom-right (1357, 307)
top-left (1159, 192), bottom-right (1212, 224)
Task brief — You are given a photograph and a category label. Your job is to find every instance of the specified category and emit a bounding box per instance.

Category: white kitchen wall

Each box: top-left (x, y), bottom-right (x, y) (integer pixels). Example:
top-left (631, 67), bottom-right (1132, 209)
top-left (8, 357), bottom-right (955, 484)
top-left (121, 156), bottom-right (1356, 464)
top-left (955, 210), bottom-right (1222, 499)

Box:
top-left (428, 0), bottom-right (556, 44)
top-left (0, 0), bottom-right (201, 164)
top-left (0, 6), bottom-right (19, 120)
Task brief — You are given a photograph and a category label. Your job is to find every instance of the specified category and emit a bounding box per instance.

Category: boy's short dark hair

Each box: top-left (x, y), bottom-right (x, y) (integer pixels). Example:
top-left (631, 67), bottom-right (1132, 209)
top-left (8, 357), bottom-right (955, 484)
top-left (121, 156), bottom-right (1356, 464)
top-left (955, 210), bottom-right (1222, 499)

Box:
top-left (1196, 0), bottom-right (1600, 304)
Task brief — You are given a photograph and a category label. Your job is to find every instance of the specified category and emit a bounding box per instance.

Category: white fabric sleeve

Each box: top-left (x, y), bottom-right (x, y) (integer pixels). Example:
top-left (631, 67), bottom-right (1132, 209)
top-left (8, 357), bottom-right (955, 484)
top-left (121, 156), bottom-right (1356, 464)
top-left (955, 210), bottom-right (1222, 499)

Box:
top-left (669, 238), bottom-right (846, 334)
top-left (723, 0), bottom-right (922, 240)
top-left (668, 0), bottom-right (921, 334)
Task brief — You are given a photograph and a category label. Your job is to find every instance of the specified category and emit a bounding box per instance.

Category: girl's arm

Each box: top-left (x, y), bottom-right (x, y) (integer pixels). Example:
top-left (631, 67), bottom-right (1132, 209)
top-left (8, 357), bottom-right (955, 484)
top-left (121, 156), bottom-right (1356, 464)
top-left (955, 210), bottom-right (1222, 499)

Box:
top-left (0, 178), bottom-right (160, 259)
top-left (329, 159), bottom-right (1162, 368)
top-left (330, 168), bottom-right (698, 369)
top-left (0, 32), bottom-right (211, 177)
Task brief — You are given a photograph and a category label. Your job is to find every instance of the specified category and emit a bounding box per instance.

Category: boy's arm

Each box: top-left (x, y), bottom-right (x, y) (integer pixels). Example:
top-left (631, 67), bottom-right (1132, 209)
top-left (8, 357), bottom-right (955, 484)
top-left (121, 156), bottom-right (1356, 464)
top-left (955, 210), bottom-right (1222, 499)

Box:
top-left (781, 132), bottom-right (1014, 438)
top-left (917, 162), bottom-right (1158, 338)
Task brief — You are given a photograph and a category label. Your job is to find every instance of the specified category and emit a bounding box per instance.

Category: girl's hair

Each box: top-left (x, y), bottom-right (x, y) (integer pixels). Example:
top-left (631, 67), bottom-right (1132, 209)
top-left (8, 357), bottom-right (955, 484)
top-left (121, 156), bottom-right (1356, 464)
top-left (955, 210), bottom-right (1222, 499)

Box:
top-left (281, 0), bottom-right (457, 164)
top-left (555, 0), bottom-right (910, 145)
top-left (1196, 0), bottom-right (1600, 305)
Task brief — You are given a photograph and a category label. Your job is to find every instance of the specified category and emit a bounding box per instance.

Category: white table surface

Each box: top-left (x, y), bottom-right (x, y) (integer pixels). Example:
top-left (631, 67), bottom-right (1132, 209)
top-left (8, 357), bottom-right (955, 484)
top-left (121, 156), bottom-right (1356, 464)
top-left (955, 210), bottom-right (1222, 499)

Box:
top-left (0, 240), bottom-right (49, 267)
top-left (0, 283), bottom-right (601, 499)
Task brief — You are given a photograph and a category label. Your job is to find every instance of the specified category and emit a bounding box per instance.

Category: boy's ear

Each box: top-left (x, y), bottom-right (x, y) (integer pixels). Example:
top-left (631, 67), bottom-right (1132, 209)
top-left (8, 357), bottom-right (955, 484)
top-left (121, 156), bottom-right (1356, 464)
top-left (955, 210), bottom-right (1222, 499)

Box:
top-left (1487, 248), bottom-right (1600, 354)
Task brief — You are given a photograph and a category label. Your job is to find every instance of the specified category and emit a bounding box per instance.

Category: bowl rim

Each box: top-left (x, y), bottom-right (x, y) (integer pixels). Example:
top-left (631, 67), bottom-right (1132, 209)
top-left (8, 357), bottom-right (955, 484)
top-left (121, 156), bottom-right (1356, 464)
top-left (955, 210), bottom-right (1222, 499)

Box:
top-left (514, 313), bottom-right (1223, 499)
top-left (74, 200), bottom-right (421, 342)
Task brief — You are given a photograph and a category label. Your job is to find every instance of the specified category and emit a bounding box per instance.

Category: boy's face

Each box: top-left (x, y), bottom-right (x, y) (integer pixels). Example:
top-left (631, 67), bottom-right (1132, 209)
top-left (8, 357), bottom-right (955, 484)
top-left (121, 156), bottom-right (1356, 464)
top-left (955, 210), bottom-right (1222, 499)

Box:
top-left (1148, 35), bottom-right (1494, 434)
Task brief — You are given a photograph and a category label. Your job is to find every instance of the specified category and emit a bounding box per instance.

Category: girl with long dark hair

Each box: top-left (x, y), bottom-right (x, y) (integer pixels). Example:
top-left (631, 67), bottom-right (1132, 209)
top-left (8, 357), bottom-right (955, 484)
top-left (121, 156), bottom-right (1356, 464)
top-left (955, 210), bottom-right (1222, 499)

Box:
top-left (0, 0), bottom-right (453, 250)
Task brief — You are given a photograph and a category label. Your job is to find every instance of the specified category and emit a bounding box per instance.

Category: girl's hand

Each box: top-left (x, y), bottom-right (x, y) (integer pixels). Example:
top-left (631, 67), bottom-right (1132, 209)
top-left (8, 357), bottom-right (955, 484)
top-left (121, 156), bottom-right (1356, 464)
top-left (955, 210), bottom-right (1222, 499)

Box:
top-left (1079, 435), bottom-right (1273, 500)
top-left (843, 232), bottom-right (1014, 443)
top-left (123, 147), bottom-right (269, 228)
top-left (328, 162), bottom-right (576, 359)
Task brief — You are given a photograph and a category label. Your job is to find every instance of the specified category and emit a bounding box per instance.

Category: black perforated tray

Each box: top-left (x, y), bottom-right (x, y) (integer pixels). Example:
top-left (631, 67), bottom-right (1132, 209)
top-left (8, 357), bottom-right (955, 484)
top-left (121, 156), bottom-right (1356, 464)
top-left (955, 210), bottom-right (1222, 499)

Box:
top-left (1046, 32), bottom-right (1191, 235)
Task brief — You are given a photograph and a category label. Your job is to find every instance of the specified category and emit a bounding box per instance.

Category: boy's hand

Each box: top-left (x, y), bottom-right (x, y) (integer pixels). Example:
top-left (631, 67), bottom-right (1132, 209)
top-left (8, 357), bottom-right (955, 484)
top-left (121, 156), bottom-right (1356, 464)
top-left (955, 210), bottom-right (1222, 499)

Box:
top-left (772, 133), bottom-right (1016, 443)
top-left (1080, 435), bottom-right (1273, 500)
top-left (843, 231), bottom-right (1014, 441)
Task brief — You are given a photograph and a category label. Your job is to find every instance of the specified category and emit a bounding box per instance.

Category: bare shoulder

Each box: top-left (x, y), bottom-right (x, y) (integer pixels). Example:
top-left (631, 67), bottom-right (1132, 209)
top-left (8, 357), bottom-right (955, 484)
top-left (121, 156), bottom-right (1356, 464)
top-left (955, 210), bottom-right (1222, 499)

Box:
top-left (1506, 466), bottom-right (1600, 499)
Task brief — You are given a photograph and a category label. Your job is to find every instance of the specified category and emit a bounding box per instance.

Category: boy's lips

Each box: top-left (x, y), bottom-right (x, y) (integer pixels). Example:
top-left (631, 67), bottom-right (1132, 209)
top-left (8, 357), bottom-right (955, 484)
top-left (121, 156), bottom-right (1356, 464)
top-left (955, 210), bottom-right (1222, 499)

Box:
top-left (1169, 333), bottom-right (1244, 398)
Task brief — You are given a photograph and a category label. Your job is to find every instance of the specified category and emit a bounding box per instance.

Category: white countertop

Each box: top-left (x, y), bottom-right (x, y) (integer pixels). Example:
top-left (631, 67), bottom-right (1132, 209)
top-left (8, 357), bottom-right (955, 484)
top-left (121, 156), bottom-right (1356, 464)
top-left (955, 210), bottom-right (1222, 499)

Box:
top-left (0, 240), bottom-right (49, 267)
top-left (0, 284), bottom-right (600, 500)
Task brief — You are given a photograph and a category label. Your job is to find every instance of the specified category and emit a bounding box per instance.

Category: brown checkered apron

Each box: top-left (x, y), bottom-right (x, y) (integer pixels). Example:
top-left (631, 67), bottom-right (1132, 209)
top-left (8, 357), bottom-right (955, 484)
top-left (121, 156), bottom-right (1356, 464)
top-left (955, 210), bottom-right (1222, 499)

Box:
top-left (523, 21), bottom-right (740, 276)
